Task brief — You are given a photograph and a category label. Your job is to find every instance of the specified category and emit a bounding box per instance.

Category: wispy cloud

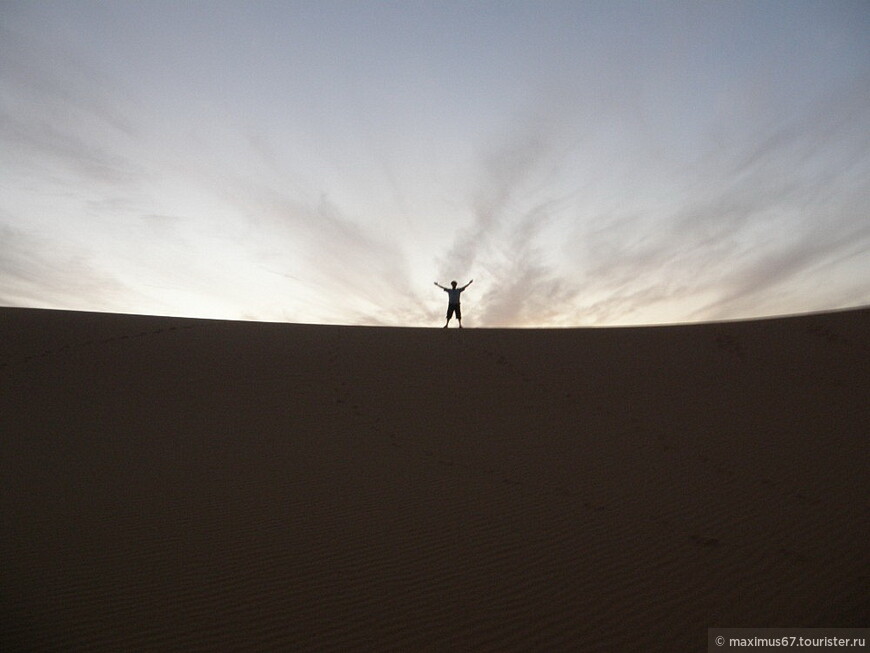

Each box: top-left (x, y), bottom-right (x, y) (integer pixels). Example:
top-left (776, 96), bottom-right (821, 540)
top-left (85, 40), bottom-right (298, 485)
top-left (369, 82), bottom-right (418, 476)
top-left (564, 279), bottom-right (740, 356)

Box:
top-left (435, 79), bottom-right (870, 327)
top-left (474, 202), bottom-right (582, 327)
top-left (0, 25), bottom-right (141, 185)
top-left (1, 3), bottom-right (867, 327)
top-left (435, 107), bottom-right (583, 326)
top-left (219, 180), bottom-right (425, 324)
top-left (0, 223), bottom-right (133, 310)
top-left (558, 75), bottom-right (870, 325)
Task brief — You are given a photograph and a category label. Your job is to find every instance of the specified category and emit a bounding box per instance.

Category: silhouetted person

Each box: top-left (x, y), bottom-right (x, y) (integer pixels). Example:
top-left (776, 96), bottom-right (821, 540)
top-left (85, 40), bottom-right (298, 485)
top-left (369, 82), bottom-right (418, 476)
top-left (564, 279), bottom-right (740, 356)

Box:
top-left (434, 279), bottom-right (473, 328)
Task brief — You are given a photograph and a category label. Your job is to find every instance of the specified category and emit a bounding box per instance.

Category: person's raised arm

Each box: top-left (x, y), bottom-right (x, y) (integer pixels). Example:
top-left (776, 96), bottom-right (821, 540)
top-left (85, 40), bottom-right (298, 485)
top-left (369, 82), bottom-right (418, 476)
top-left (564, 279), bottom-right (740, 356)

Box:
top-left (434, 282), bottom-right (446, 290)
top-left (462, 279), bottom-right (474, 290)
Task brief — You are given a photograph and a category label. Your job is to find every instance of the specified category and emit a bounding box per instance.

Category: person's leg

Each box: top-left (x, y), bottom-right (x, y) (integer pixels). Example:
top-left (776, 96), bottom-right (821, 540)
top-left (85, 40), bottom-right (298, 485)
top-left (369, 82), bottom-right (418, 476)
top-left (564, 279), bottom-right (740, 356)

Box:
top-left (457, 305), bottom-right (462, 328)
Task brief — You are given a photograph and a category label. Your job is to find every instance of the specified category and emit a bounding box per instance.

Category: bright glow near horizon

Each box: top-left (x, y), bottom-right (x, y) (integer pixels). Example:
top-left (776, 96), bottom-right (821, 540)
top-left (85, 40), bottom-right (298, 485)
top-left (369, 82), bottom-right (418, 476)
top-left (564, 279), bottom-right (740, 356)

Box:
top-left (2, 1), bottom-right (869, 327)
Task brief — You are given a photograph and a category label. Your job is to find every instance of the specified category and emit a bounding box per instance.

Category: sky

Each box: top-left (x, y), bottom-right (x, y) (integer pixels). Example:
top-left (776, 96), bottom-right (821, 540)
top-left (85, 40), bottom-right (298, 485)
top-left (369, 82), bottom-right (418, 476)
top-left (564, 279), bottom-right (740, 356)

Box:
top-left (2, 0), bottom-right (869, 327)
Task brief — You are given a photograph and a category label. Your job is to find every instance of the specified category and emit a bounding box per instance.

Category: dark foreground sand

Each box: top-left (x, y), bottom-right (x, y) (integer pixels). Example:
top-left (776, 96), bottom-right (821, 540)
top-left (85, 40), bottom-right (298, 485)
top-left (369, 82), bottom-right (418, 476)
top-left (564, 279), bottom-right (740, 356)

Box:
top-left (1, 307), bottom-right (868, 651)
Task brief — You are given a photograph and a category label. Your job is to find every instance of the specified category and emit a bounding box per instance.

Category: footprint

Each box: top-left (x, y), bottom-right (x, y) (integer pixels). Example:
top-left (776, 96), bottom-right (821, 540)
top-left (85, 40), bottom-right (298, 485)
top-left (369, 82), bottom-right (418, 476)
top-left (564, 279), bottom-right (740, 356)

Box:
top-left (690, 535), bottom-right (720, 548)
top-left (806, 324), bottom-right (847, 345)
top-left (714, 334), bottom-right (745, 360)
top-left (776, 546), bottom-right (808, 561)
top-left (655, 432), bottom-right (673, 451)
top-left (792, 492), bottom-right (820, 506)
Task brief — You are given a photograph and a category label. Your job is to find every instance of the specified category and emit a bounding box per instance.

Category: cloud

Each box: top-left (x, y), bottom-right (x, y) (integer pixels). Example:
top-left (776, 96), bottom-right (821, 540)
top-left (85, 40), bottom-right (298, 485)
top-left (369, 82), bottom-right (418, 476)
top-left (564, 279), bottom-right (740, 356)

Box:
top-left (219, 180), bottom-right (426, 325)
top-left (475, 203), bottom-right (582, 327)
top-left (0, 19), bottom-right (423, 325)
top-left (430, 73), bottom-right (870, 327)
top-left (435, 106), bottom-right (583, 326)
top-left (0, 223), bottom-right (134, 311)
top-left (439, 119), bottom-right (552, 274)
top-left (1, 3), bottom-right (867, 327)
top-left (0, 25), bottom-right (141, 186)
top-left (696, 214), bottom-right (870, 320)
top-left (564, 74), bottom-right (870, 325)
top-left (0, 112), bottom-right (141, 187)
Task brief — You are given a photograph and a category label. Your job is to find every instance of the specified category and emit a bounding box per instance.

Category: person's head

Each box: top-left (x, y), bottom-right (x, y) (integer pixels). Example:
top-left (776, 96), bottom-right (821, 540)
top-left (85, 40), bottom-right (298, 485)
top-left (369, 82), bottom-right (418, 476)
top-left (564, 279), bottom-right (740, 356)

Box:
top-left (451, 280), bottom-right (457, 288)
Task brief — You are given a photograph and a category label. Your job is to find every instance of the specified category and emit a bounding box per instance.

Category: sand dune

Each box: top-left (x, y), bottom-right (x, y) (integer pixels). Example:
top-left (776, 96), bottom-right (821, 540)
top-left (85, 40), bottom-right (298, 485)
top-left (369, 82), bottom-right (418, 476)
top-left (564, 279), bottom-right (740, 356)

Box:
top-left (1, 307), bottom-right (868, 651)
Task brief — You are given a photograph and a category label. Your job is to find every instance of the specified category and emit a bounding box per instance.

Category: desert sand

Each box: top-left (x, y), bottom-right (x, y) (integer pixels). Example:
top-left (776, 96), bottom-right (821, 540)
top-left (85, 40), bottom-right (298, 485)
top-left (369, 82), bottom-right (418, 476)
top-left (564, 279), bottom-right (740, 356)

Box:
top-left (1, 306), bottom-right (867, 651)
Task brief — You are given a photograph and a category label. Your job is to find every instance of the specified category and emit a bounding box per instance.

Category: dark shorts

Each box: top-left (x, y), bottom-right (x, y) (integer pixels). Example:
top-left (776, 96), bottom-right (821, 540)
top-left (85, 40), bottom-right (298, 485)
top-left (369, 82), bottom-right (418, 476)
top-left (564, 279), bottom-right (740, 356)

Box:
top-left (446, 303), bottom-right (461, 319)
